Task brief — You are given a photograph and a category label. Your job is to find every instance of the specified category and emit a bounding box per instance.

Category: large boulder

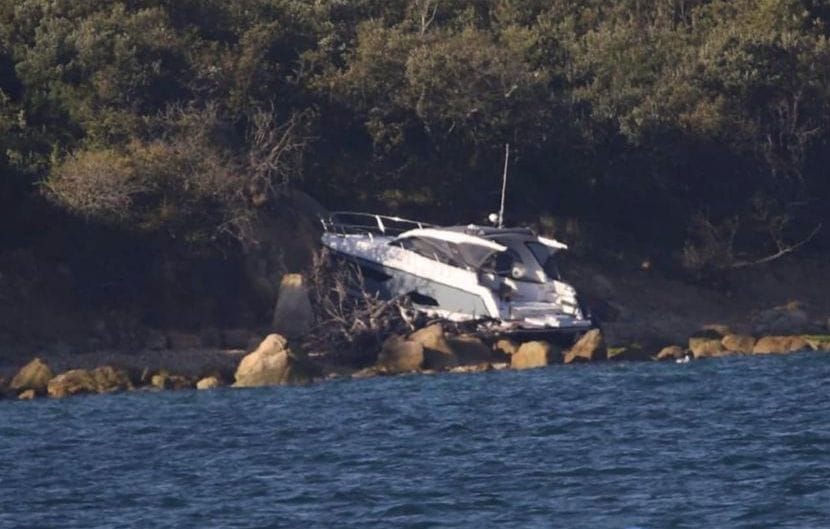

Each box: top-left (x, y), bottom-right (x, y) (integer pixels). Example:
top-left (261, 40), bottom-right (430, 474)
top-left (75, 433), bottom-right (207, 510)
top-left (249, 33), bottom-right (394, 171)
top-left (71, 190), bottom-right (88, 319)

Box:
top-left (448, 334), bottom-right (502, 365)
top-left (493, 339), bottom-right (519, 357)
top-left (408, 324), bottom-right (458, 370)
top-left (47, 370), bottom-right (98, 398)
top-left (753, 336), bottom-right (810, 355)
top-left (10, 358), bottom-right (54, 394)
top-left (688, 337), bottom-right (728, 359)
top-left (511, 341), bottom-right (554, 370)
top-left (91, 366), bottom-right (133, 393)
top-left (721, 334), bottom-right (756, 354)
top-left (655, 345), bottom-right (685, 361)
top-left (272, 274), bottom-right (314, 338)
top-left (564, 329), bottom-right (607, 363)
top-left (46, 366), bottom-right (133, 398)
top-left (234, 334), bottom-right (320, 387)
top-left (377, 335), bottom-right (424, 374)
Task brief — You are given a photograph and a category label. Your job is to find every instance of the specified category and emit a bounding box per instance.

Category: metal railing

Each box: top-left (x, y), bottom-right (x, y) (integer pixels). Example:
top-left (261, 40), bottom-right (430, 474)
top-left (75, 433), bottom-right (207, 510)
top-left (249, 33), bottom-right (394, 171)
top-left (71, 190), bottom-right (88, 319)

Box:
top-left (321, 211), bottom-right (433, 236)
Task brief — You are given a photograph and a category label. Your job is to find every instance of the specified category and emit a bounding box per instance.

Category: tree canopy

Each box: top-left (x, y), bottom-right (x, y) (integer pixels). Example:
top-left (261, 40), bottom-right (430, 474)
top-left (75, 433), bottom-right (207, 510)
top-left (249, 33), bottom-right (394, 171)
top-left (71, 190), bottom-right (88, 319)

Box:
top-left (2, 0), bottom-right (829, 271)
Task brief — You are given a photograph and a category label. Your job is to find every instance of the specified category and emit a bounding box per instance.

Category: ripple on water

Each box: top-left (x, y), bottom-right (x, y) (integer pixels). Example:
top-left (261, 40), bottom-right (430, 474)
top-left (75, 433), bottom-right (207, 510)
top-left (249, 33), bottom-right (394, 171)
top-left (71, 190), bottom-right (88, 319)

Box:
top-left (1, 351), bottom-right (830, 528)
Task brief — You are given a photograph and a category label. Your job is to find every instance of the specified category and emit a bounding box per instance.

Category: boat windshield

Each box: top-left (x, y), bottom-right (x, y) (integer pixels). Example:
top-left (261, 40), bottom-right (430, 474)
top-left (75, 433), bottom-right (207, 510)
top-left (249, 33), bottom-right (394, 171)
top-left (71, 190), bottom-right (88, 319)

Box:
top-left (392, 236), bottom-right (500, 270)
top-left (525, 241), bottom-right (561, 280)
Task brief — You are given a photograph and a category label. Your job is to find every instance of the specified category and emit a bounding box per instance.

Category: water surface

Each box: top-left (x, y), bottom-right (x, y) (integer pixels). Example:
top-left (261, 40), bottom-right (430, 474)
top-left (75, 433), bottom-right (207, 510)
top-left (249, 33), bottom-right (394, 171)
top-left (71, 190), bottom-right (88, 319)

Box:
top-left (2, 352), bottom-right (829, 528)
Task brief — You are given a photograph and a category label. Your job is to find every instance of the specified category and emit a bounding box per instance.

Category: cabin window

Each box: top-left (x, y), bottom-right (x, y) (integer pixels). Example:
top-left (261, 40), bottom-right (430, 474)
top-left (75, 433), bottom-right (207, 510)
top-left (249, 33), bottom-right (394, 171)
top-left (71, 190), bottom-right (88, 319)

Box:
top-left (525, 241), bottom-right (560, 280)
top-left (392, 237), bottom-right (464, 267)
top-left (480, 249), bottom-right (522, 277)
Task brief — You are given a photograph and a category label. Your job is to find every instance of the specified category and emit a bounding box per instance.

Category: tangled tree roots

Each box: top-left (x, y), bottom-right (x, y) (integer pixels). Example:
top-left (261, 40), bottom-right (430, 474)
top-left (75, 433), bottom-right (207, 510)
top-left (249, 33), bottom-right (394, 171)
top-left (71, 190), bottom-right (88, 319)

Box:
top-left (303, 250), bottom-right (418, 366)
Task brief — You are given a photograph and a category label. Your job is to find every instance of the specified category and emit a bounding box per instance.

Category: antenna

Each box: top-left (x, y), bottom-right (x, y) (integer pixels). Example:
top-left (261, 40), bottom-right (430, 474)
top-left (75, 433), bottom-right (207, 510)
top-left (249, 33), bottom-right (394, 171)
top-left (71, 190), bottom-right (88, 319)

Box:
top-left (498, 143), bottom-right (510, 228)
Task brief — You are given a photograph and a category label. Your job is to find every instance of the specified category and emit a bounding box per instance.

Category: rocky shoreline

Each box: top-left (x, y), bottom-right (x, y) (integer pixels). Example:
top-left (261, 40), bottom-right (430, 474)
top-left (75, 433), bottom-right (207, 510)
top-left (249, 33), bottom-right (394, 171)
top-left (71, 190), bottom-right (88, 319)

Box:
top-left (3, 271), bottom-right (830, 402)
top-left (2, 320), bottom-right (829, 402)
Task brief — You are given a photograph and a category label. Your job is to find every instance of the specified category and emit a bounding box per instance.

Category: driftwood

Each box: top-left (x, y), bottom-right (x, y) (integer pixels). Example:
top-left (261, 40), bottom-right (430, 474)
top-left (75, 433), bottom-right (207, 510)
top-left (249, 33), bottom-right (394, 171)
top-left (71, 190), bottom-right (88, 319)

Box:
top-left (303, 250), bottom-right (417, 366)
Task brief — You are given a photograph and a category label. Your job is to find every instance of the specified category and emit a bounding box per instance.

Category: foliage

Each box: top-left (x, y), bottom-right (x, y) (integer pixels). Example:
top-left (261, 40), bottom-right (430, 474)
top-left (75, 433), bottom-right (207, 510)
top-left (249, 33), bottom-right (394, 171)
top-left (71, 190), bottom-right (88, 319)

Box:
top-left (2, 0), bottom-right (830, 265)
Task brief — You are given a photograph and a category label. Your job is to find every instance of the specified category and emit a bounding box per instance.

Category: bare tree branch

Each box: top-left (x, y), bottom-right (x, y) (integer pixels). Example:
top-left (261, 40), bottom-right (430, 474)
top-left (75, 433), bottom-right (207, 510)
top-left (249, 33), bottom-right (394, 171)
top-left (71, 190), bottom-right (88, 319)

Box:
top-left (729, 223), bottom-right (822, 269)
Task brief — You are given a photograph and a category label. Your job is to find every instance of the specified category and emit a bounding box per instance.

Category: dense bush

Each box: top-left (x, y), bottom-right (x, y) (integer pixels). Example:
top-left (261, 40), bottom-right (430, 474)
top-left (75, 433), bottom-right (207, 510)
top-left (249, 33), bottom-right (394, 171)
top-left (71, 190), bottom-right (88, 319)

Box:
top-left (1, 0), bottom-right (829, 267)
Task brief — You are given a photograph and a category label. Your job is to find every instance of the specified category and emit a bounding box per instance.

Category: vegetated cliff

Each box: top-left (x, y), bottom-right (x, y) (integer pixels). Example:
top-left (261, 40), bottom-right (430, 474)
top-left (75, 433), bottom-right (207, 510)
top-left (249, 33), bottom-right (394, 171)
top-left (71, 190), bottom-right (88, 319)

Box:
top-left (2, 184), bottom-right (829, 372)
top-left (3, 1), bottom-right (830, 365)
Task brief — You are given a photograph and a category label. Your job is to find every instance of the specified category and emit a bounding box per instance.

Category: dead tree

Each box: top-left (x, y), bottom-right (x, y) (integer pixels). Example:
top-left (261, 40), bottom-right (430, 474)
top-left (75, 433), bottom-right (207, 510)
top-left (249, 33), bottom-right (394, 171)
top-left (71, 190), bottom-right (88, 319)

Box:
top-left (303, 250), bottom-right (416, 366)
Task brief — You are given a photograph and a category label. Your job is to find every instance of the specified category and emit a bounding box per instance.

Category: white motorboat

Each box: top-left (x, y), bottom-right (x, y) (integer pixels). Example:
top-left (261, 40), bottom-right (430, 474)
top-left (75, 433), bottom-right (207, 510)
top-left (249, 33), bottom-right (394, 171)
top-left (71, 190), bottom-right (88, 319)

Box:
top-left (320, 212), bottom-right (594, 335)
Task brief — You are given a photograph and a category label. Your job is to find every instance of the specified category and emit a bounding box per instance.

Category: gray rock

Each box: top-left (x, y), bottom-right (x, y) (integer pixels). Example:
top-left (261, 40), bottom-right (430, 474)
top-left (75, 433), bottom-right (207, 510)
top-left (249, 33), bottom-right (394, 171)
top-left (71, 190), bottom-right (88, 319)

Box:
top-left (377, 335), bottom-right (424, 374)
top-left (272, 274), bottom-right (314, 338)
top-left (447, 334), bottom-right (500, 365)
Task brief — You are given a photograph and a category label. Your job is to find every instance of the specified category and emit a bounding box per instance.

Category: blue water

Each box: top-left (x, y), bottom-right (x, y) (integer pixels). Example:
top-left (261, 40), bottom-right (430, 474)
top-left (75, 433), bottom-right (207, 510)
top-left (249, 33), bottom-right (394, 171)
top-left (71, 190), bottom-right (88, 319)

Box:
top-left (2, 352), bottom-right (829, 529)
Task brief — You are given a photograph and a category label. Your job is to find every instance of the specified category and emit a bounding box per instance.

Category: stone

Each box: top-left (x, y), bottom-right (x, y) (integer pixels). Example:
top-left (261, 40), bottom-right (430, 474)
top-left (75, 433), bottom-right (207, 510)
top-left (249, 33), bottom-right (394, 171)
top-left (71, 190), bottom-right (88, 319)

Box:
top-left (222, 328), bottom-right (251, 349)
top-left (196, 376), bottom-right (222, 390)
top-left (804, 336), bottom-right (830, 352)
top-left (655, 345), bottom-right (685, 361)
top-left (377, 335), bottom-right (424, 374)
top-left (10, 358), bottom-right (54, 394)
top-left (511, 341), bottom-right (552, 370)
top-left (169, 375), bottom-right (194, 390)
top-left (18, 389), bottom-right (37, 400)
top-left (409, 324), bottom-right (458, 370)
top-left (688, 337), bottom-right (728, 359)
top-left (234, 334), bottom-right (320, 387)
top-left (493, 339), bottom-right (519, 356)
top-left (168, 332), bottom-right (202, 350)
top-left (144, 330), bottom-right (168, 350)
top-left (448, 334), bottom-right (501, 364)
top-left (721, 334), bottom-right (756, 354)
top-left (698, 324), bottom-right (733, 338)
top-left (47, 370), bottom-right (98, 398)
top-left (151, 374), bottom-right (171, 390)
top-left (91, 366), bottom-right (133, 393)
top-left (272, 273), bottom-right (314, 338)
top-left (753, 336), bottom-right (810, 355)
top-left (564, 329), bottom-right (607, 363)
